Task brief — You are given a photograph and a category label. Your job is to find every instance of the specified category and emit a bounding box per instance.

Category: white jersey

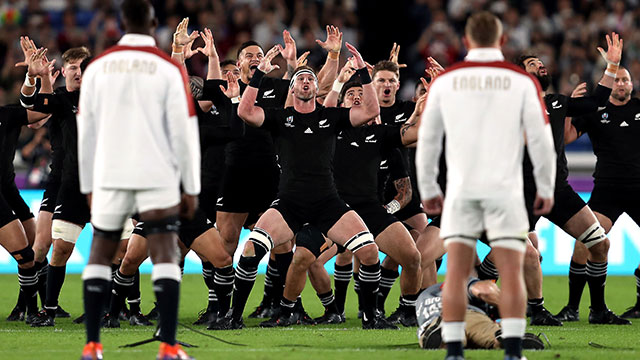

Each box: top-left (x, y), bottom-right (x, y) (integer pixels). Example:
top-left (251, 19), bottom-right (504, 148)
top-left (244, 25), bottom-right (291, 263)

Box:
top-left (416, 48), bottom-right (555, 201)
top-left (77, 34), bottom-right (200, 195)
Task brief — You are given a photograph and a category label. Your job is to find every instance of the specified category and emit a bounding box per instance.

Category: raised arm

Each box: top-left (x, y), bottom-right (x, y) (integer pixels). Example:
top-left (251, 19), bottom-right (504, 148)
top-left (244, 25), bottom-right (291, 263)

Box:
top-left (198, 27), bottom-right (222, 80)
top-left (400, 91), bottom-right (427, 145)
top-left (564, 82), bottom-right (587, 144)
top-left (237, 45), bottom-right (281, 127)
top-left (315, 25), bottom-right (342, 96)
top-left (280, 30), bottom-right (298, 80)
top-left (345, 43), bottom-right (379, 126)
top-left (593, 32), bottom-right (622, 91)
top-left (171, 17), bottom-right (200, 67)
top-left (324, 58), bottom-right (356, 108)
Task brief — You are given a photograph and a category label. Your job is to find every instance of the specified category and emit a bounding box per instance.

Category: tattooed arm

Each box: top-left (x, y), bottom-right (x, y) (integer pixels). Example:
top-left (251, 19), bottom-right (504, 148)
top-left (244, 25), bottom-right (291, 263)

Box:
top-left (385, 176), bottom-right (412, 213)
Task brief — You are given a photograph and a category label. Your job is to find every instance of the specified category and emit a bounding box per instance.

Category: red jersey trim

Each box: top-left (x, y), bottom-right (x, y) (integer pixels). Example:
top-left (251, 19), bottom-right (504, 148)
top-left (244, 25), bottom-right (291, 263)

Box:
top-left (433, 60), bottom-right (549, 124)
top-left (88, 45), bottom-right (196, 117)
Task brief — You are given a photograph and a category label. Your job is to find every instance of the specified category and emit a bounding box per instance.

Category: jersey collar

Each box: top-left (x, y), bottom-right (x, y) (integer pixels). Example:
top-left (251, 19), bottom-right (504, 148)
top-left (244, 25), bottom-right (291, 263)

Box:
top-left (464, 48), bottom-right (504, 62)
top-left (118, 34), bottom-right (156, 47)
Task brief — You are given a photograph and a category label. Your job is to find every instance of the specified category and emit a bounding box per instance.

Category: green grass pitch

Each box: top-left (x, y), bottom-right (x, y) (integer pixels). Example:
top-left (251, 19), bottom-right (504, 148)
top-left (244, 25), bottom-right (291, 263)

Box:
top-left (0, 274), bottom-right (638, 359)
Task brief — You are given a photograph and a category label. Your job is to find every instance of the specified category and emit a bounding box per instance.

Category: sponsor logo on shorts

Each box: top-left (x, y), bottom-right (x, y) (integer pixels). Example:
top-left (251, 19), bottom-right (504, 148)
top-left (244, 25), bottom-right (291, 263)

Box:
top-left (262, 89), bottom-right (276, 99)
top-left (54, 204), bottom-right (62, 214)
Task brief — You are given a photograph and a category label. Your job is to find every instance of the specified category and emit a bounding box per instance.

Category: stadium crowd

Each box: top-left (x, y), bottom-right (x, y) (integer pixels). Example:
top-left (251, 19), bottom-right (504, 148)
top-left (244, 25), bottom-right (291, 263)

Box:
top-left (2, 1), bottom-right (640, 360)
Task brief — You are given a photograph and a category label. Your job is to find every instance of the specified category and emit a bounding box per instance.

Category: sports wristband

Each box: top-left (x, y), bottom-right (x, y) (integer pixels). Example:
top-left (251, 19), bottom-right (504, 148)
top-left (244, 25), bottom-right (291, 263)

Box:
top-left (357, 67), bottom-right (371, 85)
top-left (328, 51), bottom-right (340, 60)
top-left (171, 51), bottom-right (184, 57)
top-left (385, 199), bottom-right (401, 214)
top-left (332, 79), bottom-right (345, 93)
top-left (231, 96), bottom-right (240, 104)
top-left (249, 69), bottom-right (265, 88)
top-left (24, 73), bottom-right (36, 88)
top-left (604, 64), bottom-right (619, 78)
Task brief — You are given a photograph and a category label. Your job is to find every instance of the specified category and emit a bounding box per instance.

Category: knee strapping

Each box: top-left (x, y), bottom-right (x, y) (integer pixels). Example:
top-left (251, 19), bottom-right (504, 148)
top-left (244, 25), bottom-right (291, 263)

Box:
top-left (576, 223), bottom-right (606, 248)
top-left (249, 227), bottom-right (273, 252)
top-left (51, 220), bottom-right (83, 244)
top-left (143, 216), bottom-right (180, 236)
top-left (11, 246), bottom-right (34, 265)
top-left (344, 232), bottom-right (375, 253)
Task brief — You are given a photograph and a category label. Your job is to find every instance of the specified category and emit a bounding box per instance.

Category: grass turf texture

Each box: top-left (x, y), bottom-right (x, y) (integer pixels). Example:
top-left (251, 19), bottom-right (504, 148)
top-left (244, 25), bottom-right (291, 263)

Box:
top-left (0, 274), bottom-right (638, 359)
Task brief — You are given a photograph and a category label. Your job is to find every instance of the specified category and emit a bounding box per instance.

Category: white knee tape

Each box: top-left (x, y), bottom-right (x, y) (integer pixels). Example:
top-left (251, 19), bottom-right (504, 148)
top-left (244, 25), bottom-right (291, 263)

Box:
top-left (344, 231), bottom-right (375, 253)
top-left (120, 218), bottom-right (135, 240)
top-left (576, 222), bottom-right (606, 248)
top-left (490, 238), bottom-right (527, 253)
top-left (52, 220), bottom-right (83, 244)
top-left (251, 227), bottom-right (274, 251)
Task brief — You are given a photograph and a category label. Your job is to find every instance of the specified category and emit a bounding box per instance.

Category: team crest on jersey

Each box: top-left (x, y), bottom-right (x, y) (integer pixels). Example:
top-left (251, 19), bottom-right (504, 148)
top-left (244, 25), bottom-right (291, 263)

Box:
top-left (319, 119), bottom-right (330, 128)
top-left (365, 134), bottom-right (377, 143)
top-left (210, 106), bottom-right (220, 116)
top-left (635, 113), bottom-right (640, 121)
top-left (285, 116), bottom-right (295, 128)
top-left (262, 89), bottom-right (276, 99)
top-left (601, 112), bottom-right (610, 124)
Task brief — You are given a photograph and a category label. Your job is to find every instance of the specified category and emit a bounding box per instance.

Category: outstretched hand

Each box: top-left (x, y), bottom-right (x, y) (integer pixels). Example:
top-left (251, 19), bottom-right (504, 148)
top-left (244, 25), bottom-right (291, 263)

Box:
top-left (345, 43), bottom-right (365, 70)
top-left (173, 17), bottom-right (199, 48)
top-left (15, 36), bottom-right (37, 67)
top-left (597, 32), bottom-right (622, 66)
top-left (220, 71), bottom-right (240, 99)
top-left (258, 45), bottom-right (282, 74)
top-left (316, 25), bottom-right (343, 53)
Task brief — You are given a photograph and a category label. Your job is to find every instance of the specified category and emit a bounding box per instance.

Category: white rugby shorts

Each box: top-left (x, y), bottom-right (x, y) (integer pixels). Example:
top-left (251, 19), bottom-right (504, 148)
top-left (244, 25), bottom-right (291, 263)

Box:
top-left (91, 187), bottom-right (180, 231)
top-left (440, 194), bottom-right (529, 252)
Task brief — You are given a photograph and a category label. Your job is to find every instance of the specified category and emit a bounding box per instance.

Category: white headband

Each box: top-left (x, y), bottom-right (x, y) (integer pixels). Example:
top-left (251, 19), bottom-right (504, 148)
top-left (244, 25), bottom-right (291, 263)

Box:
top-left (289, 69), bottom-right (318, 89)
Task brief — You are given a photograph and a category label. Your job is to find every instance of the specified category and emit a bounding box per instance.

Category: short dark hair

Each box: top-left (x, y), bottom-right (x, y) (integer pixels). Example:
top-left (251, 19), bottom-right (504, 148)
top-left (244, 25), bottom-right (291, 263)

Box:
top-left (465, 11), bottom-right (502, 47)
top-left (515, 54), bottom-right (537, 69)
top-left (237, 41), bottom-right (263, 59)
top-left (120, 0), bottom-right (153, 29)
top-left (62, 46), bottom-right (91, 65)
top-left (372, 60), bottom-right (399, 80)
top-left (339, 80), bottom-right (363, 105)
top-left (220, 59), bottom-right (237, 68)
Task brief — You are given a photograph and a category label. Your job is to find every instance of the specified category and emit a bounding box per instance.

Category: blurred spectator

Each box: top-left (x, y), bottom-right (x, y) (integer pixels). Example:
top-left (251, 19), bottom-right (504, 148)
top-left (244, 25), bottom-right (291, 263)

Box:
top-left (2, 0), bottom-right (638, 186)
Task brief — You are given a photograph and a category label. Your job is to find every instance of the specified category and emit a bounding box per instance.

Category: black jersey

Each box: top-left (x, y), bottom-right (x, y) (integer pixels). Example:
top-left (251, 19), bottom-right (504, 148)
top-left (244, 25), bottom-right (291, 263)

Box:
top-left (573, 98), bottom-right (640, 185)
top-left (211, 77), bottom-right (289, 167)
top-left (261, 106), bottom-right (352, 200)
top-left (334, 124), bottom-right (403, 203)
top-left (199, 79), bottom-right (244, 186)
top-left (31, 87), bottom-right (80, 184)
top-left (379, 100), bottom-right (415, 126)
top-left (523, 85), bottom-right (610, 187)
top-left (0, 105), bottom-right (28, 183)
top-left (377, 147), bottom-right (409, 203)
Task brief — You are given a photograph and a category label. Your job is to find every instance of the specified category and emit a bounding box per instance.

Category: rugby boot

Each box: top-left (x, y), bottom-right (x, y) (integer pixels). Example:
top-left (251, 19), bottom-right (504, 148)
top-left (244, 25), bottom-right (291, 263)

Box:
top-left (555, 305), bottom-right (579, 322)
top-left (529, 306), bottom-right (563, 326)
top-left (157, 342), bottom-right (194, 360)
top-left (589, 307), bottom-right (631, 325)
top-left (80, 342), bottom-right (103, 360)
